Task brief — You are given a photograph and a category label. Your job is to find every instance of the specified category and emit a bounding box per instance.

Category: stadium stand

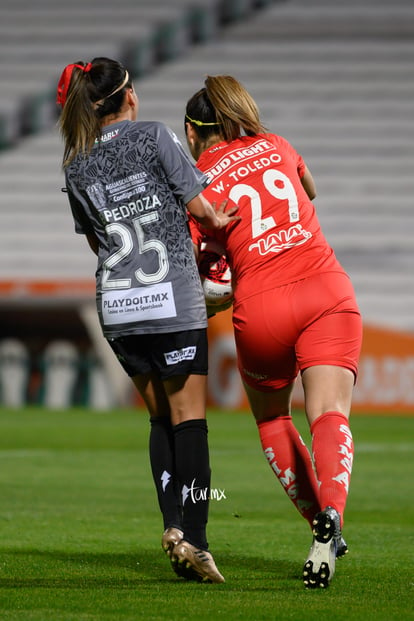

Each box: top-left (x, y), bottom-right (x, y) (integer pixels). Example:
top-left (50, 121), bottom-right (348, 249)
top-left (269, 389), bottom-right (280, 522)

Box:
top-left (0, 0), bottom-right (274, 149)
top-left (0, 0), bottom-right (413, 405)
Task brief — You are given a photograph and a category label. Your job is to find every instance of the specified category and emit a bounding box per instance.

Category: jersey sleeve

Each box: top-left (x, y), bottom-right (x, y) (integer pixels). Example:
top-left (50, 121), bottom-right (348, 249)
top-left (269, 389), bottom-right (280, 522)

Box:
top-left (155, 123), bottom-right (210, 204)
top-left (65, 179), bottom-right (94, 235)
top-left (293, 146), bottom-right (306, 179)
top-left (266, 133), bottom-right (307, 178)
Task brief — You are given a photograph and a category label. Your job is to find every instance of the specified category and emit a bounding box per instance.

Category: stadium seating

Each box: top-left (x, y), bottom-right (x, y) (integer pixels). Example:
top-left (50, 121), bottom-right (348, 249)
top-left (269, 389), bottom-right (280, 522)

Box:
top-left (0, 0), bottom-right (274, 149)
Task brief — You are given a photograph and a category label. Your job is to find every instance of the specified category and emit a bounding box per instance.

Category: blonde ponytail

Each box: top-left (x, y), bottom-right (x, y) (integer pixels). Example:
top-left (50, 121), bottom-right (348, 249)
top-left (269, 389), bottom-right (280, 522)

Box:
top-left (204, 75), bottom-right (266, 141)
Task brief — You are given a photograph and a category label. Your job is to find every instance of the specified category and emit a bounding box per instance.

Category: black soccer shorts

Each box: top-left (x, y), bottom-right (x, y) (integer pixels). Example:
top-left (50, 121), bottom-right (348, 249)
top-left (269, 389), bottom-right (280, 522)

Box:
top-left (107, 328), bottom-right (208, 379)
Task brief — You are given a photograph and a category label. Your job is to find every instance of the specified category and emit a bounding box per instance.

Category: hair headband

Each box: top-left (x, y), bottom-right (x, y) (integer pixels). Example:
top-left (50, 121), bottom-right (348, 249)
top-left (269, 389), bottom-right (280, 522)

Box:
top-left (185, 114), bottom-right (221, 127)
top-left (93, 70), bottom-right (130, 109)
top-left (56, 63), bottom-right (92, 107)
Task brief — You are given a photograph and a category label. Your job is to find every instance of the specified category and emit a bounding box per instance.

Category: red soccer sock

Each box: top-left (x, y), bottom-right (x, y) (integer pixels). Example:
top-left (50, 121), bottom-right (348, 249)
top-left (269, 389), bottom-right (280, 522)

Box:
top-left (311, 411), bottom-right (354, 527)
top-left (257, 416), bottom-right (321, 528)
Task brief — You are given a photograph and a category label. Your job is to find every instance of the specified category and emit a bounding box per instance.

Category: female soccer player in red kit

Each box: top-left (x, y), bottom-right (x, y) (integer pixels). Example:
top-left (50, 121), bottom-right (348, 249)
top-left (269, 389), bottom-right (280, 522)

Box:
top-left (185, 75), bottom-right (363, 589)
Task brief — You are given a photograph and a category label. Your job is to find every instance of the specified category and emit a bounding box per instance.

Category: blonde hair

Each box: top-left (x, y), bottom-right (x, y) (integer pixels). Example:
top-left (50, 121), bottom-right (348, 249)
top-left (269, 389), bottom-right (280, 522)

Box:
top-left (186, 75), bottom-right (266, 143)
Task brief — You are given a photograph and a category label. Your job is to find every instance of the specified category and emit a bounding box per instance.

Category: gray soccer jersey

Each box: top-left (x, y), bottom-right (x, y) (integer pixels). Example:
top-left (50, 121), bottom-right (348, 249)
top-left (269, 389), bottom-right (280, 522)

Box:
top-left (65, 120), bottom-right (208, 337)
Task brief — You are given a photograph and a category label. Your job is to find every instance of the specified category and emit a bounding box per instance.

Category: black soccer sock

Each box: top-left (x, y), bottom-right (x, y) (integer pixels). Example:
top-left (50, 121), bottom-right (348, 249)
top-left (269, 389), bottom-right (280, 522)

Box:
top-left (173, 419), bottom-right (211, 550)
top-left (149, 416), bottom-right (182, 530)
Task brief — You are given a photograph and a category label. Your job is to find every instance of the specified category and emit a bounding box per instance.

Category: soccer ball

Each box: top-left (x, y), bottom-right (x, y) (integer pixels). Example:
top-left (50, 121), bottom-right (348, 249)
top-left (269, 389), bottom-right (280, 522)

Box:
top-left (198, 239), bottom-right (233, 307)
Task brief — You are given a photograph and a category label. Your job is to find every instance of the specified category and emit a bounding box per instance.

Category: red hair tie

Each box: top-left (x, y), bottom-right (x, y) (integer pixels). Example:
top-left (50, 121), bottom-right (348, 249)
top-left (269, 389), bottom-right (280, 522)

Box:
top-left (56, 62), bottom-right (92, 107)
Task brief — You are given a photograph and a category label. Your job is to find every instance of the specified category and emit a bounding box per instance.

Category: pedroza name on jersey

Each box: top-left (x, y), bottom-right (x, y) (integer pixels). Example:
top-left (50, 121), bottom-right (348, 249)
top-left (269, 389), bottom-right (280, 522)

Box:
top-left (101, 193), bottom-right (161, 224)
top-left (86, 169), bottom-right (161, 224)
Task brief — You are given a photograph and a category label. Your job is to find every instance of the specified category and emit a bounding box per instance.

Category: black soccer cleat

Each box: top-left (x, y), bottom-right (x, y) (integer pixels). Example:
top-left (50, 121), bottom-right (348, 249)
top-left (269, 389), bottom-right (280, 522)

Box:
top-left (336, 535), bottom-right (349, 558)
top-left (303, 506), bottom-right (342, 589)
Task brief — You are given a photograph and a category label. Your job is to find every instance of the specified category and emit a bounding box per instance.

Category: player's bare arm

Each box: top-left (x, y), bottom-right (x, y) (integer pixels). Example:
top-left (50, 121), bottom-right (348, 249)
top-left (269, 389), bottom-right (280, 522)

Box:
top-left (301, 166), bottom-right (317, 200)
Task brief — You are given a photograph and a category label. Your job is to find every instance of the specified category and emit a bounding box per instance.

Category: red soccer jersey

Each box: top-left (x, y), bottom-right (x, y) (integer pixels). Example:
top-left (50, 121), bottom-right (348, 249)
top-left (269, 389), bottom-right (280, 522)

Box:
top-left (192, 134), bottom-right (344, 302)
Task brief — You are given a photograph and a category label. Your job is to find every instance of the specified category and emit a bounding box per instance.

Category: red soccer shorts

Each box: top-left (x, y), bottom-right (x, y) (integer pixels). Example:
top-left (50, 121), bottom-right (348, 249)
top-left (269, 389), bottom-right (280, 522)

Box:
top-left (233, 271), bottom-right (362, 391)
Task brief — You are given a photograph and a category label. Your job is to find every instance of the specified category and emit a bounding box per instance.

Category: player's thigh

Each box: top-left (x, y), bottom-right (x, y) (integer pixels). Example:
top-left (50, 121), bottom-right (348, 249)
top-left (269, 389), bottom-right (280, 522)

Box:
top-left (233, 290), bottom-right (299, 392)
top-left (131, 371), bottom-right (207, 424)
top-left (302, 364), bottom-right (355, 424)
top-left (295, 273), bottom-right (362, 376)
top-left (110, 329), bottom-right (208, 423)
top-left (163, 374), bottom-right (208, 425)
top-left (132, 372), bottom-right (170, 418)
top-left (295, 274), bottom-right (362, 423)
top-left (155, 329), bottom-right (208, 424)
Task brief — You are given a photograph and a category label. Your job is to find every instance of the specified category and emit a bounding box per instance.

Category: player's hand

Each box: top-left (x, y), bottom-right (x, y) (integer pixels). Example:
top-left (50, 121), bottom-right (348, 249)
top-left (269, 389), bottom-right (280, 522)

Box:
top-left (213, 199), bottom-right (241, 229)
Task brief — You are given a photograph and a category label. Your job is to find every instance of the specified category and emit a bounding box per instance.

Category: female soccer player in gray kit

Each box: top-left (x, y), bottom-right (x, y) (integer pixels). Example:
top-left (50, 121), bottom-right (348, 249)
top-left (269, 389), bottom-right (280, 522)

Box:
top-left (57, 57), bottom-right (238, 583)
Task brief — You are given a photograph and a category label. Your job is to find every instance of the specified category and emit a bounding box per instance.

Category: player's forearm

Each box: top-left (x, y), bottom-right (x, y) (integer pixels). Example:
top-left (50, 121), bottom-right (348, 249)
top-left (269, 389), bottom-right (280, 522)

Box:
top-left (187, 195), bottom-right (220, 229)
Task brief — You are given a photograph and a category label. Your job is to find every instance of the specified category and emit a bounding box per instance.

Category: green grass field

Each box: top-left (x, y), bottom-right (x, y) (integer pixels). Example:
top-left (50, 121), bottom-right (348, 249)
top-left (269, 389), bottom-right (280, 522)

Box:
top-left (0, 407), bottom-right (412, 621)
